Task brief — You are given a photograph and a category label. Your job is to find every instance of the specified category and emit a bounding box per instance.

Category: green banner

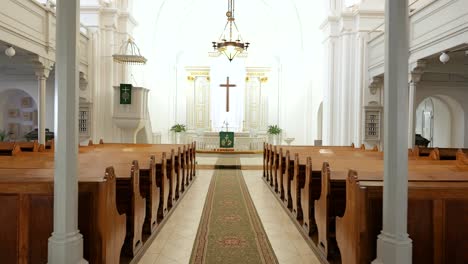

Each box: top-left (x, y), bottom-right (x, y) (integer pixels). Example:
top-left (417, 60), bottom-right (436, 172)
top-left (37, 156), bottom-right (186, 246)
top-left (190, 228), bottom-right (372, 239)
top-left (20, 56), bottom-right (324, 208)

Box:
top-left (219, 132), bottom-right (234, 148)
top-left (120, 83), bottom-right (132, 104)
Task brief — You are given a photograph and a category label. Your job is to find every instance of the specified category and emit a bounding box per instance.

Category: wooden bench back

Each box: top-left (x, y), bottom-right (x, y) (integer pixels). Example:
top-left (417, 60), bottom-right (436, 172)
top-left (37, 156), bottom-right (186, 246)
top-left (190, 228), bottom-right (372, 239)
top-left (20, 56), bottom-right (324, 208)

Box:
top-left (336, 170), bottom-right (468, 264)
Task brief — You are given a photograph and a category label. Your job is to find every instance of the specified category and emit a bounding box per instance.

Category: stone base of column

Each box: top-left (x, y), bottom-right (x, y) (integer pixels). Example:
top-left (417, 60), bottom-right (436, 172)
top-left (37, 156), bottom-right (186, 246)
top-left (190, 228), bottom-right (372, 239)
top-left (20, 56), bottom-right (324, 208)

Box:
top-left (48, 231), bottom-right (88, 264)
top-left (372, 231), bottom-right (412, 264)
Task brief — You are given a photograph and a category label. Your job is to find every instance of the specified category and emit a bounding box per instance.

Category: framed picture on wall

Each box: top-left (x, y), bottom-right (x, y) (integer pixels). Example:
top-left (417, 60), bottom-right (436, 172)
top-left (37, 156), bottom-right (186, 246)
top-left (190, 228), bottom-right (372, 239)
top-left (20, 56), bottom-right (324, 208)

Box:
top-left (8, 123), bottom-right (20, 139)
top-left (21, 97), bottom-right (33, 108)
top-left (8, 109), bottom-right (19, 118)
top-left (22, 112), bottom-right (33, 121)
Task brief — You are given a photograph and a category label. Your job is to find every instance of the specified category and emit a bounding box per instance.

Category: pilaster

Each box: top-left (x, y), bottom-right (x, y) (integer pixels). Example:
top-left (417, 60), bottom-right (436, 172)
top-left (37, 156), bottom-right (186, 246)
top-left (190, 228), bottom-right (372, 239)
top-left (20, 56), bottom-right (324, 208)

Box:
top-left (407, 60), bottom-right (426, 148)
top-left (32, 56), bottom-right (54, 145)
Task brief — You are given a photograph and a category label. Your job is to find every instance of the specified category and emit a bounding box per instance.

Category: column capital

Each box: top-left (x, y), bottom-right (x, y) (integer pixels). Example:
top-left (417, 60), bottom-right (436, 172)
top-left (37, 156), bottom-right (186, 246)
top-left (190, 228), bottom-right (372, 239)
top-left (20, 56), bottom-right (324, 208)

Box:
top-left (368, 76), bottom-right (383, 95)
top-left (32, 55), bottom-right (55, 79)
top-left (409, 59), bottom-right (427, 83)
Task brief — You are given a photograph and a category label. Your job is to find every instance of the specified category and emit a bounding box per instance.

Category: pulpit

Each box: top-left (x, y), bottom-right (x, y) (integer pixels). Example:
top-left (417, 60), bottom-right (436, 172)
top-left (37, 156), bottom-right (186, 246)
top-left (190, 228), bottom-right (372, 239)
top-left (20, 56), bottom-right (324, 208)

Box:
top-left (113, 86), bottom-right (151, 143)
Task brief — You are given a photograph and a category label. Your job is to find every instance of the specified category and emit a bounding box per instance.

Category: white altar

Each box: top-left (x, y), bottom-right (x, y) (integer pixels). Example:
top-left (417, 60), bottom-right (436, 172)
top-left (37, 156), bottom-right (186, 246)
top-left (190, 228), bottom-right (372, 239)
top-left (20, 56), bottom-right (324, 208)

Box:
top-left (186, 131), bottom-right (267, 151)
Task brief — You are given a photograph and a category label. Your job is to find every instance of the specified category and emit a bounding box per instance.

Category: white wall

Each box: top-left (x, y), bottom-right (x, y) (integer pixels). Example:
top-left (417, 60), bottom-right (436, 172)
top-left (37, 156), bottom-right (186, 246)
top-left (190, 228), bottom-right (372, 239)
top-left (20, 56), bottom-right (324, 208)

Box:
top-left (132, 0), bottom-right (325, 145)
top-left (0, 78), bottom-right (55, 132)
top-left (416, 87), bottom-right (467, 148)
top-left (0, 89), bottom-right (38, 139)
top-left (415, 96), bottom-right (452, 147)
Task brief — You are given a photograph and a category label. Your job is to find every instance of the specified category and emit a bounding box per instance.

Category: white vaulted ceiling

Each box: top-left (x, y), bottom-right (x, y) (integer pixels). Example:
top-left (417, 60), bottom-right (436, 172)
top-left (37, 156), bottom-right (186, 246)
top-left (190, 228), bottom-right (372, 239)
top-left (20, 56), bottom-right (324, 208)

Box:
top-left (133, 0), bottom-right (323, 67)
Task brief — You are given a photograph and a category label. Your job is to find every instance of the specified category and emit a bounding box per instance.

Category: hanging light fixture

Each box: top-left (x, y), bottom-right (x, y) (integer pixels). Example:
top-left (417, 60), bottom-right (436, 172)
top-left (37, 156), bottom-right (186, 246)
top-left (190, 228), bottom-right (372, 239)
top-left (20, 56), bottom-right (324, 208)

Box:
top-left (212, 0), bottom-right (249, 62)
top-left (113, 38), bottom-right (147, 65)
top-left (439, 52), bottom-right (450, 64)
top-left (5, 46), bottom-right (16, 58)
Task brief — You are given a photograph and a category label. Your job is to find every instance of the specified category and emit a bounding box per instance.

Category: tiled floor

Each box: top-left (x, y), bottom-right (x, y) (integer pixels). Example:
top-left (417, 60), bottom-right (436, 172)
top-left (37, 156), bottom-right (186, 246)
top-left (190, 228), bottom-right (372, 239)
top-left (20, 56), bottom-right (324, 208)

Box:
top-left (243, 170), bottom-right (321, 264)
top-left (138, 170), bottom-right (214, 264)
top-left (138, 155), bottom-right (321, 264)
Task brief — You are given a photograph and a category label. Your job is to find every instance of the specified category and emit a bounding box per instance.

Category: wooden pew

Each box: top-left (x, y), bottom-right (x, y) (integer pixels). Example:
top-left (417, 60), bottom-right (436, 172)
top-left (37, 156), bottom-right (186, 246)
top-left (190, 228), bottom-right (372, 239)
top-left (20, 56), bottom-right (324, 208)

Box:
top-left (264, 143), bottom-right (359, 182)
top-left (45, 139), bottom-right (54, 151)
top-left (114, 161), bottom-right (146, 258)
top-left (457, 149), bottom-right (468, 165)
top-left (2, 146), bottom-right (177, 232)
top-left (0, 150), bottom-right (159, 260)
top-left (80, 143), bottom-right (191, 206)
top-left (16, 141), bottom-right (39, 152)
top-left (336, 170), bottom-right (468, 264)
top-left (0, 142), bottom-right (197, 262)
top-left (138, 155), bottom-right (160, 236)
top-left (0, 143), bottom-right (21, 156)
top-left (268, 145), bottom-right (466, 260)
top-left (268, 144), bottom-right (380, 196)
top-left (0, 167), bottom-right (126, 264)
top-left (311, 160), bottom-right (468, 261)
top-left (88, 143), bottom-right (194, 200)
top-left (288, 150), bottom-right (383, 223)
top-left (412, 146), bottom-right (468, 160)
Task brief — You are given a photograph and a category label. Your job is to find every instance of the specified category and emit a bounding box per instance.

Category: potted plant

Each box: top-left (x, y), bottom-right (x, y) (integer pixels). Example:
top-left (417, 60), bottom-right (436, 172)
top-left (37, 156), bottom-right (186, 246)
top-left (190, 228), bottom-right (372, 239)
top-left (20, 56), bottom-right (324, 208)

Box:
top-left (170, 124), bottom-right (186, 143)
top-left (267, 125), bottom-right (282, 145)
top-left (0, 130), bottom-right (6, 142)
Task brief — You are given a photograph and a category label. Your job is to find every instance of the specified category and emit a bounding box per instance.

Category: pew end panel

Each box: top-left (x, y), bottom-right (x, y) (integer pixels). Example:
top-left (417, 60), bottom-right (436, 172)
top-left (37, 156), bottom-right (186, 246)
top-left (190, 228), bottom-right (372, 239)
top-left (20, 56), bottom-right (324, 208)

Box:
top-left (314, 162), bottom-right (347, 261)
top-left (156, 152), bottom-right (170, 219)
top-left (116, 161), bottom-right (146, 258)
top-left (97, 167), bottom-right (127, 264)
top-left (139, 156), bottom-right (160, 236)
top-left (291, 153), bottom-right (305, 220)
top-left (169, 149), bottom-right (177, 206)
top-left (300, 157), bottom-right (322, 241)
top-left (277, 148), bottom-right (284, 198)
top-left (282, 150), bottom-right (294, 209)
top-left (335, 170), bottom-right (374, 264)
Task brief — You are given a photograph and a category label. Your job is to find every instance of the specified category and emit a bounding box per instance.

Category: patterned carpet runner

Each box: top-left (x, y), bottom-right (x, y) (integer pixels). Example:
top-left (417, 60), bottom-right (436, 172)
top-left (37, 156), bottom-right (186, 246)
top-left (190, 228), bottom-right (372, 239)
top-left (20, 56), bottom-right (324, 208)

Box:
top-left (190, 158), bottom-right (278, 264)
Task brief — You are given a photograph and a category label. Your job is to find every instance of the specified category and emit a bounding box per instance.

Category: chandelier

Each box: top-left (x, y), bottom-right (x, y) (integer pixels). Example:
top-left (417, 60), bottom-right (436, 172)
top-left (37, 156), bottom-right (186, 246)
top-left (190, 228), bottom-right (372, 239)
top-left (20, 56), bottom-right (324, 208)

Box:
top-left (113, 38), bottom-right (147, 65)
top-left (212, 0), bottom-right (249, 62)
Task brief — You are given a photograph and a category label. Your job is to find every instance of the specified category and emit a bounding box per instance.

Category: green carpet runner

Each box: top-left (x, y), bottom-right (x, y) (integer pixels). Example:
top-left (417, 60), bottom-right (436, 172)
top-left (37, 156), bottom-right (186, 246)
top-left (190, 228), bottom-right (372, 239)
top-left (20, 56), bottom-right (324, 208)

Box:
top-left (190, 160), bottom-right (278, 264)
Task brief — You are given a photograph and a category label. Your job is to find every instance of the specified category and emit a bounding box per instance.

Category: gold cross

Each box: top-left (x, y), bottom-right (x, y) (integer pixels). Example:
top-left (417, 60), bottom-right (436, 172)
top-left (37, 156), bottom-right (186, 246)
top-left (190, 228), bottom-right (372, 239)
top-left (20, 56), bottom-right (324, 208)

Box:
top-left (219, 77), bottom-right (236, 112)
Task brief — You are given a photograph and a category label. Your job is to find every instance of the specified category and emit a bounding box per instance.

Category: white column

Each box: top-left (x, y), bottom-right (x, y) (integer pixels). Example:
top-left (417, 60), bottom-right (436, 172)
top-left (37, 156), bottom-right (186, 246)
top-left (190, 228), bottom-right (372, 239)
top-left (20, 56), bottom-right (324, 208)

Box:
top-left (340, 32), bottom-right (351, 145)
top-left (38, 75), bottom-right (47, 144)
top-left (373, 0), bottom-right (412, 263)
top-left (407, 81), bottom-right (417, 148)
top-left (48, 0), bottom-right (87, 263)
top-left (33, 57), bottom-right (53, 145)
top-left (322, 37), bottom-right (337, 145)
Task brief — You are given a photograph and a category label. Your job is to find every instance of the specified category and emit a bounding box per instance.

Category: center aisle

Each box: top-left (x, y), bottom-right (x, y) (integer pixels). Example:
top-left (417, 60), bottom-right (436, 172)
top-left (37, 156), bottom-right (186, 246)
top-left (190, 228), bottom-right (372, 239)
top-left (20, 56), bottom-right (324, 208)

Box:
top-left (190, 159), bottom-right (278, 264)
top-left (137, 154), bottom-right (320, 264)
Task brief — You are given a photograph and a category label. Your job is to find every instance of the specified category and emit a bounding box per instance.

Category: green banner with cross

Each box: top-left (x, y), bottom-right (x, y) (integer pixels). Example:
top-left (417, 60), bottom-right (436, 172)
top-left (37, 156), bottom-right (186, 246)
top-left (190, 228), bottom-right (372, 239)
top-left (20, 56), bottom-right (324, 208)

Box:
top-left (219, 132), bottom-right (234, 148)
top-left (120, 83), bottom-right (132, 104)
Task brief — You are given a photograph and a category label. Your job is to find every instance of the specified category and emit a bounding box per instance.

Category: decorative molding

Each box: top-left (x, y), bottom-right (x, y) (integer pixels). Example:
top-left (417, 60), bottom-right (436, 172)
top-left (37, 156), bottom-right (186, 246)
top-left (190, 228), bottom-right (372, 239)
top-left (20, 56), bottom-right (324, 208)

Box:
top-left (368, 76), bottom-right (383, 95)
top-left (79, 72), bottom-right (88, 91)
top-left (31, 55), bottom-right (54, 79)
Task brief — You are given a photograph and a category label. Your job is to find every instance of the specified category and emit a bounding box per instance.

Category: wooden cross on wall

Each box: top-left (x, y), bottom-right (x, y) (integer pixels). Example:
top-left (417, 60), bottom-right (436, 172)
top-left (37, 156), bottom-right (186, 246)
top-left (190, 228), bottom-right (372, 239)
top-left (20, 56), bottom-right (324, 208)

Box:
top-left (219, 77), bottom-right (236, 112)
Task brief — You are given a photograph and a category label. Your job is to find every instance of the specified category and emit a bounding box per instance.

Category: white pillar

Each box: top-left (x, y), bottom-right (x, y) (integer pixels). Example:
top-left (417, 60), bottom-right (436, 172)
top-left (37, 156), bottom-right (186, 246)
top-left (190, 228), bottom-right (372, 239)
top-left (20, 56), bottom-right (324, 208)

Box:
top-left (407, 81), bottom-right (417, 148)
top-left (48, 0), bottom-right (87, 262)
top-left (373, 0), bottom-right (413, 263)
top-left (33, 57), bottom-right (53, 145)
